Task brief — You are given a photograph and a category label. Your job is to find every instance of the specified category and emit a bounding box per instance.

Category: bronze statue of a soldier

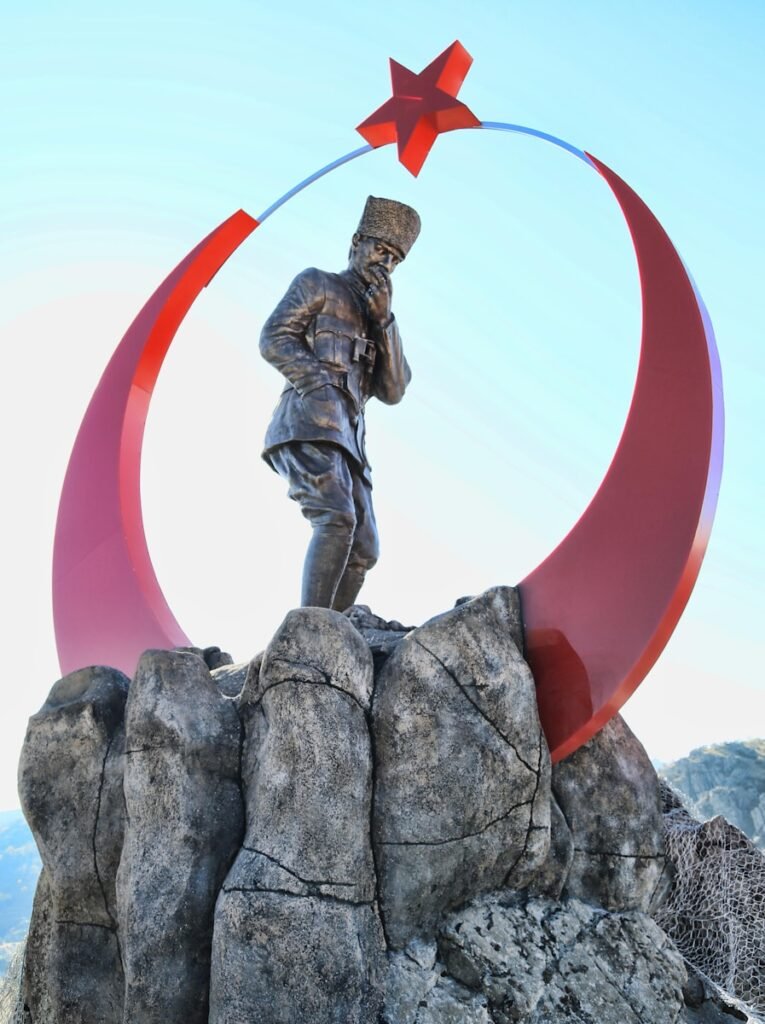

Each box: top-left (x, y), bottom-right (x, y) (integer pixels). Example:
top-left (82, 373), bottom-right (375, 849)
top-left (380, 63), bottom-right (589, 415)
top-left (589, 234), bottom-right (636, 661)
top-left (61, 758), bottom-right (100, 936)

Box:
top-left (260, 195), bottom-right (421, 609)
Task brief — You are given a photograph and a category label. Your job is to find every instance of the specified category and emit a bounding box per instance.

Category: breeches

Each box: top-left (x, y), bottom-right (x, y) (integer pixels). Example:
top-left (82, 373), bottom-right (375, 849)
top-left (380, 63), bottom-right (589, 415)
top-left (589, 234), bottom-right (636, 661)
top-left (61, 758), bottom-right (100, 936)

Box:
top-left (269, 442), bottom-right (380, 570)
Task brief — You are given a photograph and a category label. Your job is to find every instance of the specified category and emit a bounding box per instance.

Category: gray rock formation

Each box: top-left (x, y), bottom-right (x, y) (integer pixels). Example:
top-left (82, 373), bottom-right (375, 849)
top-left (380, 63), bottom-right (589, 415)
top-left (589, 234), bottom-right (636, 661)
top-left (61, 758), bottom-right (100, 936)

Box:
top-left (552, 713), bottom-right (670, 912)
top-left (210, 609), bottom-right (386, 1023)
top-left (385, 940), bottom-right (491, 1023)
top-left (344, 604), bottom-right (413, 672)
top-left (438, 892), bottom-right (688, 1023)
top-left (16, 590), bottom-right (765, 1024)
top-left (373, 588), bottom-right (550, 949)
top-left (21, 872), bottom-right (53, 1024)
top-left (210, 661), bottom-right (249, 699)
top-left (18, 666), bottom-right (128, 1024)
top-left (0, 941), bottom-right (25, 1024)
top-left (525, 794), bottom-right (574, 901)
top-left (680, 969), bottom-right (757, 1023)
top-left (117, 650), bottom-right (243, 1024)
top-left (381, 891), bottom-right (759, 1023)
top-left (661, 740), bottom-right (765, 850)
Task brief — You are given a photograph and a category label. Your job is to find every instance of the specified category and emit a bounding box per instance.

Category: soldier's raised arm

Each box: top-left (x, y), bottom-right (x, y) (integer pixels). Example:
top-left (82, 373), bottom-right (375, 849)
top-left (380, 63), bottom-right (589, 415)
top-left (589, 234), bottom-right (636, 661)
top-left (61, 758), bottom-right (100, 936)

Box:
top-left (259, 268), bottom-right (334, 397)
top-left (372, 316), bottom-right (411, 405)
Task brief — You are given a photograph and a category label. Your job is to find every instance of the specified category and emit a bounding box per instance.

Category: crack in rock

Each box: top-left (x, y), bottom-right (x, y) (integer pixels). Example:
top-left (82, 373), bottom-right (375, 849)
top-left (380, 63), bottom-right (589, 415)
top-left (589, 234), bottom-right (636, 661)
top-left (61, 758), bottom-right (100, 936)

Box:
top-left (412, 637), bottom-right (538, 775)
top-left (92, 731), bottom-right (123, 970)
top-left (503, 736), bottom-right (547, 887)
top-left (573, 847), bottom-right (667, 860)
top-left (221, 883), bottom-right (374, 909)
top-left (381, 797), bottom-right (535, 849)
top-left (242, 846), bottom-right (356, 888)
top-left (55, 919), bottom-right (118, 933)
top-left (250, 667), bottom-right (369, 717)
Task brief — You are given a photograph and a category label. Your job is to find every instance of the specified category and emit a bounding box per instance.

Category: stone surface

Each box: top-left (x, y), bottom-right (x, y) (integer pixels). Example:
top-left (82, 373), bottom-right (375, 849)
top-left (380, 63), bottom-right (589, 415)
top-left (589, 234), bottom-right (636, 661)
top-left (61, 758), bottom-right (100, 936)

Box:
top-left (210, 660), bottom-right (249, 698)
top-left (232, 608), bottom-right (376, 900)
top-left (210, 609), bottom-right (385, 1024)
top-left (344, 604), bottom-right (413, 672)
top-left (211, 893), bottom-right (385, 1024)
top-left (18, 667), bottom-right (128, 1024)
top-left (551, 712), bottom-right (668, 912)
top-left (20, 872), bottom-right (53, 1024)
top-left (385, 941), bottom-right (491, 1023)
top-left (438, 892), bottom-right (688, 1024)
top-left (173, 645), bottom-right (234, 671)
top-left (661, 740), bottom-right (765, 850)
top-left (680, 972), bottom-right (755, 1022)
top-left (526, 795), bottom-right (574, 900)
top-left (373, 587), bottom-right (550, 949)
top-left (18, 596), bottom-right (764, 1024)
top-left (117, 649), bottom-right (243, 1024)
top-left (202, 646), bottom-right (234, 670)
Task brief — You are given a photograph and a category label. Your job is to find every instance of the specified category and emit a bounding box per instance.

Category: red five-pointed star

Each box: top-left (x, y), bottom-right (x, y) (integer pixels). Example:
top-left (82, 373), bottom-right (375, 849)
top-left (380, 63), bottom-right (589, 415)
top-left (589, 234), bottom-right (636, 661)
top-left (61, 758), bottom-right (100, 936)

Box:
top-left (357, 40), bottom-right (481, 177)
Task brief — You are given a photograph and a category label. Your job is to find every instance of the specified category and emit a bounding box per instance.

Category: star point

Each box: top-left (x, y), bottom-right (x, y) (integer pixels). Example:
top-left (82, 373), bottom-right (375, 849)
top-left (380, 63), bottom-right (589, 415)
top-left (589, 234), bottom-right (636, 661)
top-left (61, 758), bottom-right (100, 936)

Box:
top-left (357, 40), bottom-right (480, 177)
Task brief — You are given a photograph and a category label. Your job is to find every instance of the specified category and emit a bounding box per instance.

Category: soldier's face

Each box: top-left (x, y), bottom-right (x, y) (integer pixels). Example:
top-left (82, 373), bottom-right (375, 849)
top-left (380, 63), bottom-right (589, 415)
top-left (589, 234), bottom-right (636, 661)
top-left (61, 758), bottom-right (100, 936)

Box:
top-left (350, 235), bottom-right (403, 286)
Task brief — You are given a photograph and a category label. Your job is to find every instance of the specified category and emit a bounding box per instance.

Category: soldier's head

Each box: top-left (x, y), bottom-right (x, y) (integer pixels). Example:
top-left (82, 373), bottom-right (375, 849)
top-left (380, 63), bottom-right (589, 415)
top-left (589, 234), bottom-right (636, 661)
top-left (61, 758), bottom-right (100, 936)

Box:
top-left (348, 196), bottom-right (421, 284)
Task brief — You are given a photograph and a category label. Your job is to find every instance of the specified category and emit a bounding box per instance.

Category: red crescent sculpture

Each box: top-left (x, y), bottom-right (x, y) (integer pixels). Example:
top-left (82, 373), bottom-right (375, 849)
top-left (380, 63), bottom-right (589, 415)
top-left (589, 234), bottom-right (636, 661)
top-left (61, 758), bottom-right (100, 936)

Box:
top-left (53, 210), bottom-right (258, 676)
top-left (519, 156), bottom-right (723, 760)
top-left (52, 108), bottom-right (722, 763)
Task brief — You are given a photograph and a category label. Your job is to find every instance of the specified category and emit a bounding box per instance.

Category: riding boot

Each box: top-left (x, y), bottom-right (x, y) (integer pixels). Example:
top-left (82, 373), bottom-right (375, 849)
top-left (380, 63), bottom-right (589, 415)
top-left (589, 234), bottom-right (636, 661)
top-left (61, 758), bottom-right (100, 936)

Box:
top-left (331, 563), bottom-right (368, 612)
top-left (301, 524), bottom-right (354, 608)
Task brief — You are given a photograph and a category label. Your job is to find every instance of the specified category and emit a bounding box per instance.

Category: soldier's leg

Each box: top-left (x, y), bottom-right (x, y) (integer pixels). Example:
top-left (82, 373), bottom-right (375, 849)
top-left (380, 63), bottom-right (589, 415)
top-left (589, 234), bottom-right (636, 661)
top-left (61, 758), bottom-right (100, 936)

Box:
top-left (332, 472), bottom-right (380, 612)
top-left (269, 443), bottom-right (356, 608)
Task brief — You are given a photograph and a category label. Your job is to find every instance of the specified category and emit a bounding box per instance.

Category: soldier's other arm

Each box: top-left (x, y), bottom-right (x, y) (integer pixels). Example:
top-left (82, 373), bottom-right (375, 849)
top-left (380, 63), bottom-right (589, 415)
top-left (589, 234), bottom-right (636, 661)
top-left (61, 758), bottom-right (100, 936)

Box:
top-left (259, 268), bottom-right (335, 396)
top-left (371, 316), bottom-right (412, 405)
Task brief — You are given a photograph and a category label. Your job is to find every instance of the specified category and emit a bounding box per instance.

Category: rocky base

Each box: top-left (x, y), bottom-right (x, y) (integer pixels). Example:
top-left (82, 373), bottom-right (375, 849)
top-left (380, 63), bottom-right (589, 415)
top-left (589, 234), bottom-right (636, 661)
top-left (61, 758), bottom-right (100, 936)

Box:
top-left (389, 892), bottom-right (745, 1024)
top-left (14, 588), bottom-right (762, 1023)
top-left (443, 896), bottom-right (684, 1022)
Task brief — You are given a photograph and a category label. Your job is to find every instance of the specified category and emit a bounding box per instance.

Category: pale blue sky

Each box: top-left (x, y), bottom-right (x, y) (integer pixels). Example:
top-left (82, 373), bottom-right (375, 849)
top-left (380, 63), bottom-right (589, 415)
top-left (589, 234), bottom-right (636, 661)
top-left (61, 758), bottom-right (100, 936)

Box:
top-left (2, 1), bottom-right (763, 806)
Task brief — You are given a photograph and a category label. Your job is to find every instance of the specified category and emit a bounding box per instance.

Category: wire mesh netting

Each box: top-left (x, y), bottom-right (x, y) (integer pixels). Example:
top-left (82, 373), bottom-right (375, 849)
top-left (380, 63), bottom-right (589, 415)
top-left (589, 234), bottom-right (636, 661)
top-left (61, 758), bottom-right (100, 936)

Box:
top-left (656, 781), bottom-right (765, 1021)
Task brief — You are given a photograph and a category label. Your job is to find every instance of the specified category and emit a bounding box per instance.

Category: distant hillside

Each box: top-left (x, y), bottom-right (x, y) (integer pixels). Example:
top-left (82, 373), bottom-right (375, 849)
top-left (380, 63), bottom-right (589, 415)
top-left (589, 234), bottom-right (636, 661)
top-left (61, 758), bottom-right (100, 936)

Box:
top-left (0, 811), bottom-right (40, 974)
top-left (660, 739), bottom-right (765, 849)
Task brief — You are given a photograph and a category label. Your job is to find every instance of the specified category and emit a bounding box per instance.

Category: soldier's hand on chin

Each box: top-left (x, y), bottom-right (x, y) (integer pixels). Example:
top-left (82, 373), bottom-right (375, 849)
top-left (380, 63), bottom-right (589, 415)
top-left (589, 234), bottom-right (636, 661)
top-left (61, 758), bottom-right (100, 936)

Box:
top-left (365, 266), bottom-right (392, 325)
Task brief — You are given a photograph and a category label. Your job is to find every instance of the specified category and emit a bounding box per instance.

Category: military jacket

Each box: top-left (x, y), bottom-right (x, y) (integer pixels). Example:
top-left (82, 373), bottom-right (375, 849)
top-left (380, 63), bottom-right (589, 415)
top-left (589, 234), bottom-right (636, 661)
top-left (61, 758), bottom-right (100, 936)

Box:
top-left (260, 267), bottom-right (411, 483)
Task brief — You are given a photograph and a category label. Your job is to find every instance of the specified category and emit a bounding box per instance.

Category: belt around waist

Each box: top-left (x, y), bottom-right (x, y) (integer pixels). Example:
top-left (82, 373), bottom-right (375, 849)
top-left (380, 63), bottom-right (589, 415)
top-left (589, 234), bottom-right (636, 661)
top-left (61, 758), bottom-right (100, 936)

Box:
top-left (314, 330), bottom-right (376, 368)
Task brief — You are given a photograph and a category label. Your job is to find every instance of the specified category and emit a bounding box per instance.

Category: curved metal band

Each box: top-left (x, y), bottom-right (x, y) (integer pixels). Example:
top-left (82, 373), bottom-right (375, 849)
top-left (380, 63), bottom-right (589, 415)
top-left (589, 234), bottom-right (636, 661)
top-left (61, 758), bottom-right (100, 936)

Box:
top-left (52, 212), bottom-right (259, 674)
top-left (52, 126), bottom-right (723, 763)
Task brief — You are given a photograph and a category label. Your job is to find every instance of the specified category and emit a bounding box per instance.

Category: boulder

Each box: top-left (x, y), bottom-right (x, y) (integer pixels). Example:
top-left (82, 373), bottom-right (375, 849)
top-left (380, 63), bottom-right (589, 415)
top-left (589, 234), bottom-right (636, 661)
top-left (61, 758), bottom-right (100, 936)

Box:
top-left (21, 870), bottom-right (54, 1024)
top-left (18, 666), bottom-right (128, 1024)
top-left (681, 969), bottom-right (755, 1022)
top-left (211, 893), bottom-right (385, 1024)
top-left (210, 609), bottom-right (385, 1024)
top-left (117, 650), bottom-right (243, 1024)
top-left (438, 892), bottom-right (687, 1024)
top-left (373, 587), bottom-right (550, 949)
top-left (343, 604), bottom-right (413, 672)
top-left (20, 594), bottom-right (759, 1024)
top-left (551, 713), bottom-right (668, 911)
top-left (385, 940), bottom-right (491, 1023)
top-left (210, 660), bottom-right (250, 698)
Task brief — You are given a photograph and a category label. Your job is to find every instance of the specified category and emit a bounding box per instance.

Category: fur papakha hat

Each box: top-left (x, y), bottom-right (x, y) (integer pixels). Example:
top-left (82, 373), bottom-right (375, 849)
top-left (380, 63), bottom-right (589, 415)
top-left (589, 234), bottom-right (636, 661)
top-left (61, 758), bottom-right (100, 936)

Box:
top-left (357, 196), bottom-right (421, 258)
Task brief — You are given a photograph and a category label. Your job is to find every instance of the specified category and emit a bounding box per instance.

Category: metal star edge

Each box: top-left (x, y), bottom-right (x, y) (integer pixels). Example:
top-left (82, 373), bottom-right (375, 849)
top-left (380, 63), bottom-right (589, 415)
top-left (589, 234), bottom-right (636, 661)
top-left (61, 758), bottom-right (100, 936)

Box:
top-left (356, 40), bottom-right (481, 177)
